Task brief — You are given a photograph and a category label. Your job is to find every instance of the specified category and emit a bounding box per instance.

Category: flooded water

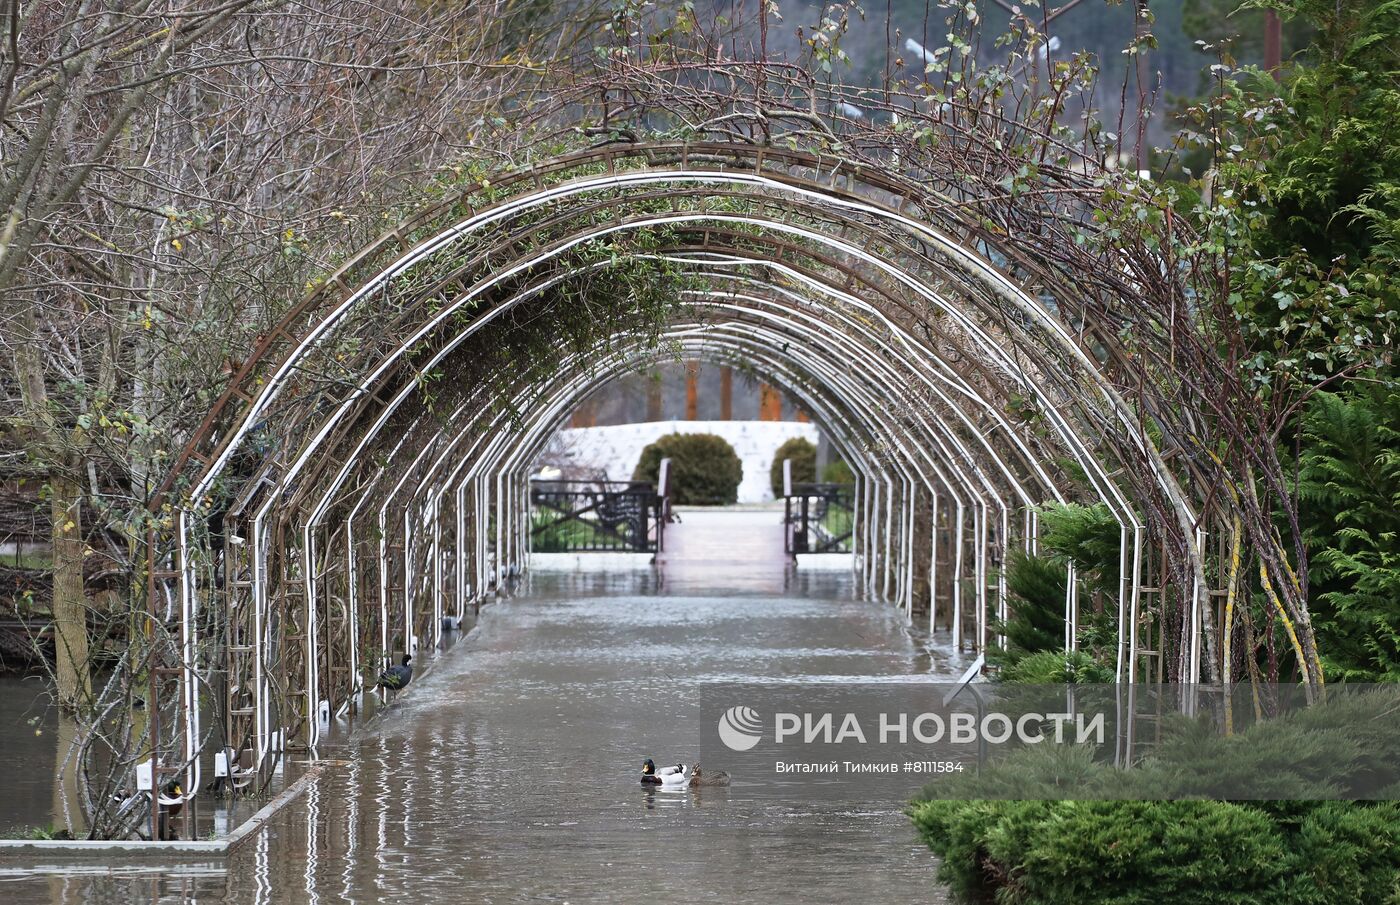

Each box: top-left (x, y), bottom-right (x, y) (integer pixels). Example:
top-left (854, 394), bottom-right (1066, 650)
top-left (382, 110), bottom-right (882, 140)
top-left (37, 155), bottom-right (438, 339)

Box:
top-left (0, 676), bottom-right (60, 837)
top-left (1, 511), bottom-right (957, 903)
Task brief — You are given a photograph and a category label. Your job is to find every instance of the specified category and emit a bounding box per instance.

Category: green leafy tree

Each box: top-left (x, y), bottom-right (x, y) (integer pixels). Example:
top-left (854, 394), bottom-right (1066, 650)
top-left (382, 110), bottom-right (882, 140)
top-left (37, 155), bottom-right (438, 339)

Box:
top-left (1180, 0), bottom-right (1400, 681)
top-left (1186, 0), bottom-right (1400, 396)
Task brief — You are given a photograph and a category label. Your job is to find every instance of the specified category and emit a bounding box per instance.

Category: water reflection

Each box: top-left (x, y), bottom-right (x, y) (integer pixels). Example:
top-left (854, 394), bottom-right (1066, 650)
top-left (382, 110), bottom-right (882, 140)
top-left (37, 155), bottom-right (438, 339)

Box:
top-left (1, 516), bottom-right (955, 903)
top-left (0, 677), bottom-right (60, 836)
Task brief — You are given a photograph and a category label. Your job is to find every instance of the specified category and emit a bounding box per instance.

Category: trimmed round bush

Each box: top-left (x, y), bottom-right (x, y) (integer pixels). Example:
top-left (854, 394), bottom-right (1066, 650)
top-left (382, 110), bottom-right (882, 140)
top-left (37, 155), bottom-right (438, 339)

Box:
top-left (632, 432), bottom-right (742, 505)
top-left (769, 436), bottom-right (816, 496)
top-left (821, 457), bottom-right (854, 484)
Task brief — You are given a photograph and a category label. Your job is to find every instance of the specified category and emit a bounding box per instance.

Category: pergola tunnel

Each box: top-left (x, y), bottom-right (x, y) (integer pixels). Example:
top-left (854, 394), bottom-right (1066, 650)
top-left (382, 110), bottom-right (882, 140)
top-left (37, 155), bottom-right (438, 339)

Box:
top-left (142, 145), bottom-right (1236, 804)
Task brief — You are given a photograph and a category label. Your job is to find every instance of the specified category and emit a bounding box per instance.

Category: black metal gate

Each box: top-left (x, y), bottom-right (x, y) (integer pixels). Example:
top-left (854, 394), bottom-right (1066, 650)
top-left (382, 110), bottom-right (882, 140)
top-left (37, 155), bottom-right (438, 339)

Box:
top-left (784, 482), bottom-right (855, 554)
top-left (529, 480), bottom-right (665, 553)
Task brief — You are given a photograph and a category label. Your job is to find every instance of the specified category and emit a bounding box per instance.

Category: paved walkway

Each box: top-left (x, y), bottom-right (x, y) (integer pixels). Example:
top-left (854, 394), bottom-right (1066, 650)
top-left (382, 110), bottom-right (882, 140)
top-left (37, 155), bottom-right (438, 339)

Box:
top-left (656, 506), bottom-right (791, 593)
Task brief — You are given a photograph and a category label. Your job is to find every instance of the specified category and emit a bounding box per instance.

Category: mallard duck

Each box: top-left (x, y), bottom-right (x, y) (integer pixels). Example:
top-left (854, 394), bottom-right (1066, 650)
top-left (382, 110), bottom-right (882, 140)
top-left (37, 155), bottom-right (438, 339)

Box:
top-left (689, 765), bottom-right (730, 787)
top-left (641, 760), bottom-right (694, 786)
top-left (377, 654), bottom-right (413, 690)
top-left (641, 759), bottom-right (691, 784)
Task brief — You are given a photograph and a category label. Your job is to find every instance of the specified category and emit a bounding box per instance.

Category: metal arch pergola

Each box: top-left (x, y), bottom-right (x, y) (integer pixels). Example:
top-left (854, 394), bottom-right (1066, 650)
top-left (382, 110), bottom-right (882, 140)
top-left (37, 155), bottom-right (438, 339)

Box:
top-left (137, 143), bottom-right (1235, 823)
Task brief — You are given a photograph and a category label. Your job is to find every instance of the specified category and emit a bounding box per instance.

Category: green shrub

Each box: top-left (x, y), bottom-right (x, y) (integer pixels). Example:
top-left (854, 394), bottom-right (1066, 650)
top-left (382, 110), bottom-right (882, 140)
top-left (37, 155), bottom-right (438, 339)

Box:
top-left (633, 432), bottom-right (742, 505)
top-left (769, 436), bottom-right (816, 496)
top-left (914, 795), bottom-right (1400, 905)
top-left (1291, 801), bottom-right (1400, 905)
top-left (991, 550), bottom-right (1068, 668)
top-left (1022, 800), bottom-right (1288, 905)
top-left (990, 548), bottom-right (1115, 680)
top-left (1037, 501), bottom-right (1122, 598)
top-left (910, 799), bottom-right (1057, 902)
top-left (911, 798), bottom-right (1288, 905)
top-left (1000, 650), bottom-right (1116, 684)
top-left (911, 689), bottom-right (1400, 904)
top-left (821, 457), bottom-right (854, 484)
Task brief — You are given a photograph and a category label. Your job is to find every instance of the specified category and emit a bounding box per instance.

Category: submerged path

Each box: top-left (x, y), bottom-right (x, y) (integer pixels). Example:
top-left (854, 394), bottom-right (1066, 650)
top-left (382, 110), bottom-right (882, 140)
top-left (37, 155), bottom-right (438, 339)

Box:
top-left (10, 511), bottom-right (958, 904)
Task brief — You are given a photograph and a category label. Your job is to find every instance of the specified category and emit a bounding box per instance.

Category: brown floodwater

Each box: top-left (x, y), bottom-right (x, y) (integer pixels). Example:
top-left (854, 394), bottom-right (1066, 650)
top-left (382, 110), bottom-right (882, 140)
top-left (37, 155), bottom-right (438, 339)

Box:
top-left (1, 512), bottom-right (959, 903)
top-left (0, 675), bottom-right (60, 837)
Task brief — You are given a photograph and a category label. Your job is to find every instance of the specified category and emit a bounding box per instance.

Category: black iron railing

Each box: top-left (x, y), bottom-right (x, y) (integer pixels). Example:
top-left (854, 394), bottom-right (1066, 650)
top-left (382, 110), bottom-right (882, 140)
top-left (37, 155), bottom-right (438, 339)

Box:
top-left (784, 482), bottom-right (855, 554)
top-left (529, 480), bottom-right (665, 553)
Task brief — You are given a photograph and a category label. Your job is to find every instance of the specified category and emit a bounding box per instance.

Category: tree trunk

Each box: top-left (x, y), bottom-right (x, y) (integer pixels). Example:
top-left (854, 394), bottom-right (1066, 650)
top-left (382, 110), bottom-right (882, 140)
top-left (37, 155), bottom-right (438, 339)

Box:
top-left (51, 472), bottom-right (89, 711)
top-left (52, 714), bottom-right (88, 838)
top-left (1264, 10), bottom-right (1282, 78)
top-left (685, 361), bottom-right (699, 420)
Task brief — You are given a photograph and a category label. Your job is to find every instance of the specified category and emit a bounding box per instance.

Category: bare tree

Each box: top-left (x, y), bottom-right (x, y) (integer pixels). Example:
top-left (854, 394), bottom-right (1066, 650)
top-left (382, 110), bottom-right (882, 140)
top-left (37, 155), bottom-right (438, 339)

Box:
top-left (1, 0), bottom-right (603, 834)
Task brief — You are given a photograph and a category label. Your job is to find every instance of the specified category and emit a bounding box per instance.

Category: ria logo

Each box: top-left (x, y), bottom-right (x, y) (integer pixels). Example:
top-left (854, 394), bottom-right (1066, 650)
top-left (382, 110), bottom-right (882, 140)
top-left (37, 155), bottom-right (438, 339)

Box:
top-left (717, 705), bottom-right (763, 751)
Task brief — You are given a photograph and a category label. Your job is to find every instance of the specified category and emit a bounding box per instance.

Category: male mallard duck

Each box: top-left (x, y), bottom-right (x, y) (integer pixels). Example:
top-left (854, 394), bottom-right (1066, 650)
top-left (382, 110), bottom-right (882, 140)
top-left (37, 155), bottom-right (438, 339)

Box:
top-left (377, 654), bottom-right (413, 690)
top-left (689, 764), bottom-right (730, 787)
top-left (641, 759), bottom-right (693, 786)
top-left (658, 763), bottom-right (690, 787)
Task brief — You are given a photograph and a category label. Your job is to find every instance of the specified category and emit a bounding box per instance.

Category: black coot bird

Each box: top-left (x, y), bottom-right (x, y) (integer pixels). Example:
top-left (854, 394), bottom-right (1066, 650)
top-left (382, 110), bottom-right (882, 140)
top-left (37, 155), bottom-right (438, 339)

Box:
top-left (377, 654), bottom-right (413, 691)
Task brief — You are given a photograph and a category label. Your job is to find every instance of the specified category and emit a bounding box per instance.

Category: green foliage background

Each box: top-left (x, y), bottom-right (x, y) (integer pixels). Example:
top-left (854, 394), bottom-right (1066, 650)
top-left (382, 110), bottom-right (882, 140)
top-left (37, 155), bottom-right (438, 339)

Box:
top-left (914, 1), bottom-right (1400, 897)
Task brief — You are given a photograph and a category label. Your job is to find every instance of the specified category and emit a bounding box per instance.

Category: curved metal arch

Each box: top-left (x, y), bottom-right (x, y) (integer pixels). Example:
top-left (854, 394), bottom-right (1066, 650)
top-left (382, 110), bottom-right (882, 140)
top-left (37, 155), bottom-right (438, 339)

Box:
top-left (389, 313), bottom-right (1000, 622)
top-left (284, 248), bottom-right (1051, 558)
top-left (324, 280), bottom-right (1030, 546)
top-left (155, 140), bottom-right (1123, 511)
top-left (150, 149), bottom-right (1226, 806)
top-left (197, 205), bottom-right (1153, 680)
top-left (201, 271), bottom-right (1132, 791)
top-left (271, 321), bottom-right (919, 753)
top-left (340, 310), bottom-right (981, 609)
top-left (224, 246), bottom-right (1125, 745)
top-left (216, 209), bottom-right (1146, 594)
top-left (447, 329), bottom-right (933, 607)
top-left (322, 282), bottom-right (1013, 565)
top-left (246, 238), bottom-right (1052, 563)
top-left (289, 252), bottom-right (1108, 655)
top-left (179, 169), bottom-right (1173, 544)
top-left (230, 309), bottom-right (1055, 769)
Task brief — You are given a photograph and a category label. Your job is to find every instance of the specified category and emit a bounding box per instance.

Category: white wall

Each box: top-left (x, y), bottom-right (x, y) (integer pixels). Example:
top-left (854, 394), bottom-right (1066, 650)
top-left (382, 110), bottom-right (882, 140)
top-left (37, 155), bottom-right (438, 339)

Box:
top-left (543, 420), bottom-right (820, 503)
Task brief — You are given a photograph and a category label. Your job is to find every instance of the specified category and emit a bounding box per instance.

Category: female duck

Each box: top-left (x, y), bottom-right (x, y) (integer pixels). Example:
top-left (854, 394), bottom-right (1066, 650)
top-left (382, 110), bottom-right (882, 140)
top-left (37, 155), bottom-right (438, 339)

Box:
top-left (689, 765), bottom-right (730, 787)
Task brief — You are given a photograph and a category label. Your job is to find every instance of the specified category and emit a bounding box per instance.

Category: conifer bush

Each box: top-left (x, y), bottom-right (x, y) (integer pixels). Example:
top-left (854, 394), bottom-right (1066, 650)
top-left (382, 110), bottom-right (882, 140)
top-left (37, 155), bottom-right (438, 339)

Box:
top-left (909, 689), bottom-right (1400, 904)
